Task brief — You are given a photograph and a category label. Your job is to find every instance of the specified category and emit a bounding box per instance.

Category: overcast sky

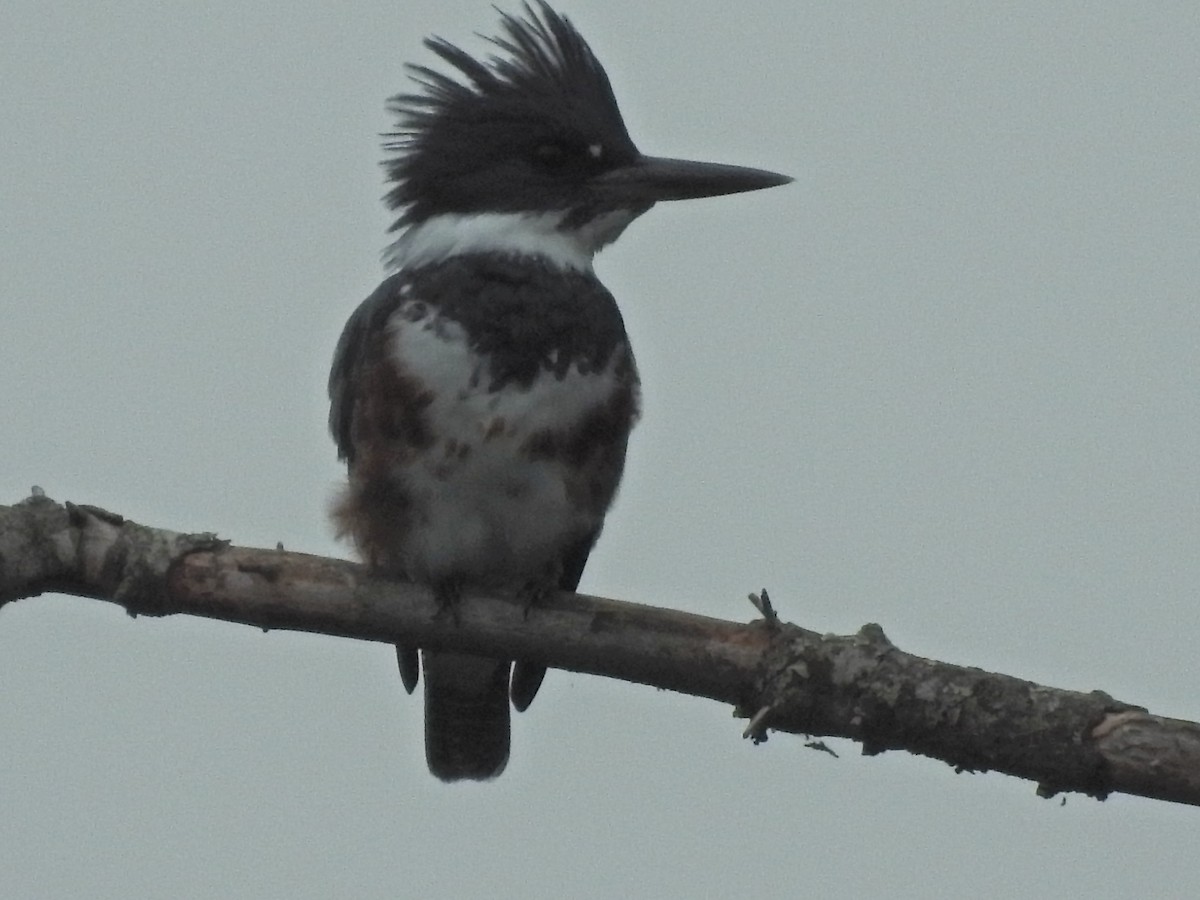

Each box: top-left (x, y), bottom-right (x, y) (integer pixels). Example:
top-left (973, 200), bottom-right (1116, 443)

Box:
top-left (3, 2), bottom-right (1199, 898)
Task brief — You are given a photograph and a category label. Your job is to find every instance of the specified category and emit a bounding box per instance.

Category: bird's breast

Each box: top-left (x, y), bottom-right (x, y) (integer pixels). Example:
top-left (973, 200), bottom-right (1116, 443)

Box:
top-left (387, 301), bottom-right (625, 445)
top-left (368, 296), bottom-right (637, 584)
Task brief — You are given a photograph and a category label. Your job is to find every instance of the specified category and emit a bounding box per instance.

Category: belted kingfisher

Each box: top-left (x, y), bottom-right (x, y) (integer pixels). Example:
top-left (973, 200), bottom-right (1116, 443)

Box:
top-left (329, 1), bottom-right (790, 781)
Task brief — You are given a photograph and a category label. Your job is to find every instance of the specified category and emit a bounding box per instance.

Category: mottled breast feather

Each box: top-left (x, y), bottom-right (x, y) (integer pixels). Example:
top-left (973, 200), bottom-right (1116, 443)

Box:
top-left (330, 253), bottom-right (633, 460)
top-left (329, 251), bottom-right (639, 580)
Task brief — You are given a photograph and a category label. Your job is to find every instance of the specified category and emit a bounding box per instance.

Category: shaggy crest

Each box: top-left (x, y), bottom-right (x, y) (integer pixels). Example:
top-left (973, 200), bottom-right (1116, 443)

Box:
top-left (382, 1), bottom-right (639, 227)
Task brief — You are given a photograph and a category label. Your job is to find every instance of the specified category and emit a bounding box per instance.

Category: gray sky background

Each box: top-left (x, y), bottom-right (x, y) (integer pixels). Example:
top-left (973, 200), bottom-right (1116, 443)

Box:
top-left (3, 2), bottom-right (1198, 897)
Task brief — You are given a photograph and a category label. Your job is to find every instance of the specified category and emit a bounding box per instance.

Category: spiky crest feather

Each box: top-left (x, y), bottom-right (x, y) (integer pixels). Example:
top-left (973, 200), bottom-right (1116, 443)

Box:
top-left (382, 1), bottom-right (637, 227)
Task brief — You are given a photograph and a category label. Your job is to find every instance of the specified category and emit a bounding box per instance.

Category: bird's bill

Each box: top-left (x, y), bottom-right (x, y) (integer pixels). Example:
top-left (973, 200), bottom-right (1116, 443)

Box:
top-left (595, 154), bottom-right (792, 202)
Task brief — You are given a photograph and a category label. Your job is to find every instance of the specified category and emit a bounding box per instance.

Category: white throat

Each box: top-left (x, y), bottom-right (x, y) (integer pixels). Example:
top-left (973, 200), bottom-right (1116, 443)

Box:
top-left (384, 208), bottom-right (640, 273)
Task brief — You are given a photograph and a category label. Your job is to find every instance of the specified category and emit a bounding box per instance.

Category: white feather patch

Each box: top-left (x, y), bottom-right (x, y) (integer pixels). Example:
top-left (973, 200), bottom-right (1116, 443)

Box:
top-left (384, 300), bottom-right (622, 583)
top-left (385, 209), bottom-right (640, 273)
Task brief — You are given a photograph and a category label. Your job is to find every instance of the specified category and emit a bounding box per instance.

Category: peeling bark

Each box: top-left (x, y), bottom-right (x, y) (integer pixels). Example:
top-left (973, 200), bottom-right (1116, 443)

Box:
top-left (1, 492), bottom-right (1194, 806)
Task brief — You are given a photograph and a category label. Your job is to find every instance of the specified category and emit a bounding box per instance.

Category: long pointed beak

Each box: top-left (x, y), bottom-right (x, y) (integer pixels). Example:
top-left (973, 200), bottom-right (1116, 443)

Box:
top-left (595, 154), bottom-right (792, 203)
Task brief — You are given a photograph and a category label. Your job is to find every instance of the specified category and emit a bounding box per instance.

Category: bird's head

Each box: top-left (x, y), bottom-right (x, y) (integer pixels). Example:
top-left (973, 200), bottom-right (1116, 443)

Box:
top-left (383, 1), bottom-right (791, 267)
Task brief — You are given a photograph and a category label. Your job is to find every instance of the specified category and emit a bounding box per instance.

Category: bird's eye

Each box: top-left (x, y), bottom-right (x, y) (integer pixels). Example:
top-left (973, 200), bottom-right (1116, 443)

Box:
top-left (533, 141), bottom-right (572, 168)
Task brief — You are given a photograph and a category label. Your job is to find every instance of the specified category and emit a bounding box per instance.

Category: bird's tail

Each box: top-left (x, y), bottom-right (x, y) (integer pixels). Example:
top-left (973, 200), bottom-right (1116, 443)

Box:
top-left (421, 650), bottom-right (511, 781)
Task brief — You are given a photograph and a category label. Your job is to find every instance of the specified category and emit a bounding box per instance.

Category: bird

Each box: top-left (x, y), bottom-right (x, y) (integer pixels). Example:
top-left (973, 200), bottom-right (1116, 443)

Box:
top-left (328, 1), bottom-right (791, 781)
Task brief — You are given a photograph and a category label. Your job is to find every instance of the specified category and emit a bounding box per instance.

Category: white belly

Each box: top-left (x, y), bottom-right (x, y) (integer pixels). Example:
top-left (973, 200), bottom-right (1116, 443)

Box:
top-left (386, 301), bottom-right (618, 584)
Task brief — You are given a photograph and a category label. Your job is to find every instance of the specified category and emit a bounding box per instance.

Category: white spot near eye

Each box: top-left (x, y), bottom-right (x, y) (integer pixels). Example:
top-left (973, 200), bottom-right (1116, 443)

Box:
top-left (588, 143), bottom-right (603, 159)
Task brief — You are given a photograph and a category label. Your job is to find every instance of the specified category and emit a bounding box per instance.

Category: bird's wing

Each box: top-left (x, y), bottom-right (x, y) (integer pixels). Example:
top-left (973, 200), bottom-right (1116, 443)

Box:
top-left (328, 273), bottom-right (410, 463)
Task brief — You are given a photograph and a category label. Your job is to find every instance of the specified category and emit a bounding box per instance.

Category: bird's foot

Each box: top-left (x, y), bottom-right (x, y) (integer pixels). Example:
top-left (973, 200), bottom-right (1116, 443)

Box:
top-left (432, 580), bottom-right (464, 625)
top-left (518, 568), bottom-right (561, 620)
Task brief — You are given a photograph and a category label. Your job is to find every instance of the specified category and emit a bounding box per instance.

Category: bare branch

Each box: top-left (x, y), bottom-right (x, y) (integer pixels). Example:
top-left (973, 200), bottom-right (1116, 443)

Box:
top-left (2, 492), bottom-right (1196, 807)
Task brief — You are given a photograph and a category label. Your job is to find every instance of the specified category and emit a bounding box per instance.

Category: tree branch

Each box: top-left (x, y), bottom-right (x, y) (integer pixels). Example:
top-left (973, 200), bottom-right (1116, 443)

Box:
top-left (2, 491), bottom-right (1197, 806)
